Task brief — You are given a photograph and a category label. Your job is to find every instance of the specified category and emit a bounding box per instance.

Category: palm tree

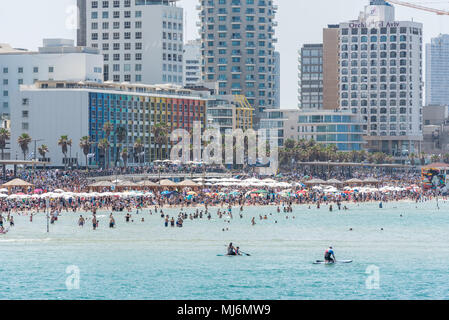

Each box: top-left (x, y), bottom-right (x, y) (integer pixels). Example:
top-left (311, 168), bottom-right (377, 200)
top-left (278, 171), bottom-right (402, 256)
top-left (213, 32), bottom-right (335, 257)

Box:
top-left (419, 152), bottom-right (426, 165)
top-left (121, 148), bottom-right (129, 170)
top-left (283, 138), bottom-right (296, 150)
top-left (115, 126), bottom-right (127, 167)
top-left (79, 136), bottom-right (92, 171)
top-left (443, 153), bottom-right (449, 165)
top-left (103, 122), bottom-right (114, 138)
top-left (409, 152), bottom-right (416, 166)
top-left (103, 122), bottom-right (114, 168)
top-left (58, 135), bottom-right (72, 169)
top-left (358, 150), bottom-right (367, 162)
top-left (152, 123), bottom-right (170, 161)
top-left (38, 145), bottom-right (49, 169)
top-left (431, 154), bottom-right (441, 164)
top-left (98, 138), bottom-right (110, 169)
top-left (0, 128), bottom-right (10, 160)
top-left (133, 138), bottom-right (144, 164)
top-left (17, 133), bottom-right (32, 160)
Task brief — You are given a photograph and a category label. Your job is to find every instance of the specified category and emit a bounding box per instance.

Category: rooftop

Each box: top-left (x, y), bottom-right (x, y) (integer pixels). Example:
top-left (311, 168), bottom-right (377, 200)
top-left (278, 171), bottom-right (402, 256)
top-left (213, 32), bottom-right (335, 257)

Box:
top-left (0, 39), bottom-right (99, 55)
top-left (23, 80), bottom-right (212, 100)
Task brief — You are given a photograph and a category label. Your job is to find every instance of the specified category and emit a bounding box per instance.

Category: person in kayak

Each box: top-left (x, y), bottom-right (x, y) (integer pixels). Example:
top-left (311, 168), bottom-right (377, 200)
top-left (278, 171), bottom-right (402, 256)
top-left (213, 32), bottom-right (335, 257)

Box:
top-left (227, 243), bottom-right (237, 256)
top-left (235, 247), bottom-right (242, 256)
top-left (324, 246), bottom-right (336, 263)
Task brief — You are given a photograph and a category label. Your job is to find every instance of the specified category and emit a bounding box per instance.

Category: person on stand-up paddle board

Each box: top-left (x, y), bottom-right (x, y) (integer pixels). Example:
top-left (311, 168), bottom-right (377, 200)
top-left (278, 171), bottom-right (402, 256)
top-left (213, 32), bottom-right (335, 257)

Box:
top-left (324, 246), bottom-right (336, 263)
top-left (227, 243), bottom-right (237, 256)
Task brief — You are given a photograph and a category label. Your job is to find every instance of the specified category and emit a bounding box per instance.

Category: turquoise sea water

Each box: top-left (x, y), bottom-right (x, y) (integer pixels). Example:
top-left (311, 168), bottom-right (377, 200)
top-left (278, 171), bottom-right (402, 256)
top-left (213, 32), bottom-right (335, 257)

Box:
top-left (1, 200), bottom-right (449, 300)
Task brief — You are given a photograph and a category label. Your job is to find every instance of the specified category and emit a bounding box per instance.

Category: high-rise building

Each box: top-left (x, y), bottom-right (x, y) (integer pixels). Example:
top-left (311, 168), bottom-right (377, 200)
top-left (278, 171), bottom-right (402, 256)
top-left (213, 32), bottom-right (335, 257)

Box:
top-left (327, 0), bottom-right (423, 157)
top-left (77, 0), bottom-right (184, 85)
top-left (0, 39), bottom-right (103, 120)
top-left (426, 34), bottom-right (449, 106)
top-left (298, 44), bottom-right (323, 110)
top-left (197, 0), bottom-right (278, 126)
top-left (183, 39), bottom-right (202, 87)
top-left (273, 51), bottom-right (280, 108)
top-left (322, 25), bottom-right (340, 110)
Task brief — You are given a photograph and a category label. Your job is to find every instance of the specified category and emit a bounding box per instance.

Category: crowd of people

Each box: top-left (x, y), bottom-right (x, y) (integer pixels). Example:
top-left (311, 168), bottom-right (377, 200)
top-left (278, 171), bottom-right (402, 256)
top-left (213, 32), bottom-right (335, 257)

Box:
top-left (0, 161), bottom-right (444, 237)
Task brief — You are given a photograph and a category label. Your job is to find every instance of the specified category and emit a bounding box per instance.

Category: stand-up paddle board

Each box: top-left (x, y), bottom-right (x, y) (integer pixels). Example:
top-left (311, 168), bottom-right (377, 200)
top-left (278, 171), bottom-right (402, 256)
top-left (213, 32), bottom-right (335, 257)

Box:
top-left (313, 260), bottom-right (352, 265)
top-left (217, 254), bottom-right (243, 257)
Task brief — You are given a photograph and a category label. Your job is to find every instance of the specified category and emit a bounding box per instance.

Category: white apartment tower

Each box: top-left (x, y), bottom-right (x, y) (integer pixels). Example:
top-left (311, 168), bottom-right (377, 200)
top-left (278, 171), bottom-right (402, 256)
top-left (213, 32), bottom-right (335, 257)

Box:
top-left (183, 39), bottom-right (202, 87)
top-left (336, 0), bottom-right (423, 156)
top-left (77, 0), bottom-right (184, 85)
top-left (197, 0), bottom-right (278, 126)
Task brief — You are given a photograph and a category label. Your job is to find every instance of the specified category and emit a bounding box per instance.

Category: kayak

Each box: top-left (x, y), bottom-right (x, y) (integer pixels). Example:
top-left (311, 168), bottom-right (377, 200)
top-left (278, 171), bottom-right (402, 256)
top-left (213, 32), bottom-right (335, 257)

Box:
top-left (313, 260), bottom-right (352, 265)
top-left (217, 254), bottom-right (246, 257)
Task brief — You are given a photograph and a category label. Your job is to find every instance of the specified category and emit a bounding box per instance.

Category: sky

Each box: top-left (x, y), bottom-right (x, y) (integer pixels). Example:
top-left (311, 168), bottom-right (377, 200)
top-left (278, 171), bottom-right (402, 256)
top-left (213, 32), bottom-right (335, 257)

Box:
top-left (1, 0), bottom-right (449, 109)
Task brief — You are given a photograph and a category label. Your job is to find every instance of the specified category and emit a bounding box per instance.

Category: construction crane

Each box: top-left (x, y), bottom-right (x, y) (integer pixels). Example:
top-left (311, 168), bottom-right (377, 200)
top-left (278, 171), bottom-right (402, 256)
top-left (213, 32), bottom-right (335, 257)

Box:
top-left (386, 0), bottom-right (449, 15)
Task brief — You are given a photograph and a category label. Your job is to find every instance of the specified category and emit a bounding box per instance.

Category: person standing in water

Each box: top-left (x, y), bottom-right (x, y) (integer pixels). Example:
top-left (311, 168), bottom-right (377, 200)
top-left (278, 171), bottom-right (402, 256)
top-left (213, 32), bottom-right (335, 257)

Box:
top-left (109, 214), bottom-right (115, 228)
top-left (78, 215), bottom-right (85, 227)
top-left (92, 214), bottom-right (97, 230)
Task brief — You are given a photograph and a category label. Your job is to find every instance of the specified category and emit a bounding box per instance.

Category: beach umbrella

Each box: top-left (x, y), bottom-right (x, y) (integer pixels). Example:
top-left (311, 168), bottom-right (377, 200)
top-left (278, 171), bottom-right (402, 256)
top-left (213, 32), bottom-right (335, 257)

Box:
top-left (305, 178), bottom-right (326, 185)
top-left (345, 178), bottom-right (363, 184)
top-left (326, 179), bottom-right (342, 185)
top-left (187, 191), bottom-right (198, 196)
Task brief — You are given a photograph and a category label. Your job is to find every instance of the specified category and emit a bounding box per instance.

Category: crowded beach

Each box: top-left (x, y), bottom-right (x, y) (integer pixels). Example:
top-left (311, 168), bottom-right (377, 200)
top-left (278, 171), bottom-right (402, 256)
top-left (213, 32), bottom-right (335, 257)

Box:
top-left (0, 158), bottom-right (446, 235)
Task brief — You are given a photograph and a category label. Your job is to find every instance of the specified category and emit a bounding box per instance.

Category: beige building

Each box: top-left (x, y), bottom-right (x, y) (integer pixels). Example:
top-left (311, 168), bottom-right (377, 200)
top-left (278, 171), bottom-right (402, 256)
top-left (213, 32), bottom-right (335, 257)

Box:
top-left (323, 25), bottom-right (340, 111)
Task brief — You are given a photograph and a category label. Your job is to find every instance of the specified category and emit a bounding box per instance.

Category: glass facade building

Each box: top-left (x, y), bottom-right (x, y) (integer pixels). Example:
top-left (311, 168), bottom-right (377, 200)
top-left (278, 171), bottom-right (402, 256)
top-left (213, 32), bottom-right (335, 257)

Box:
top-left (297, 111), bottom-right (365, 151)
top-left (298, 44), bottom-right (323, 110)
top-left (426, 34), bottom-right (449, 106)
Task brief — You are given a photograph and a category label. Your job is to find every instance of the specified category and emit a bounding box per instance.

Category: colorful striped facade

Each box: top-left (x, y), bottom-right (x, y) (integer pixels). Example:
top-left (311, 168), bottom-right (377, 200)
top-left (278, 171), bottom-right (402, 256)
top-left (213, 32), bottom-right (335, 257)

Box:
top-left (88, 92), bottom-right (207, 165)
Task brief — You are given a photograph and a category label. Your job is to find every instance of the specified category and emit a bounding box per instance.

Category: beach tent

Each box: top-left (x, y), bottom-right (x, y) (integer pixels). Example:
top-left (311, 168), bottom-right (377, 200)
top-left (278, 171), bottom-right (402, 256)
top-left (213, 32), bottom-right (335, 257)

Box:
top-left (345, 178), bottom-right (363, 185)
top-left (305, 178), bottom-right (326, 185)
top-left (326, 179), bottom-right (342, 185)
top-left (158, 179), bottom-right (178, 187)
top-left (177, 179), bottom-right (199, 187)
top-left (137, 180), bottom-right (159, 187)
top-left (115, 181), bottom-right (139, 191)
top-left (2, 178), bottom-right (34, 194)
top-left (363, 177), bottom-right (380, 185)
top-left (2, 178), bottom-right (33, 188)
